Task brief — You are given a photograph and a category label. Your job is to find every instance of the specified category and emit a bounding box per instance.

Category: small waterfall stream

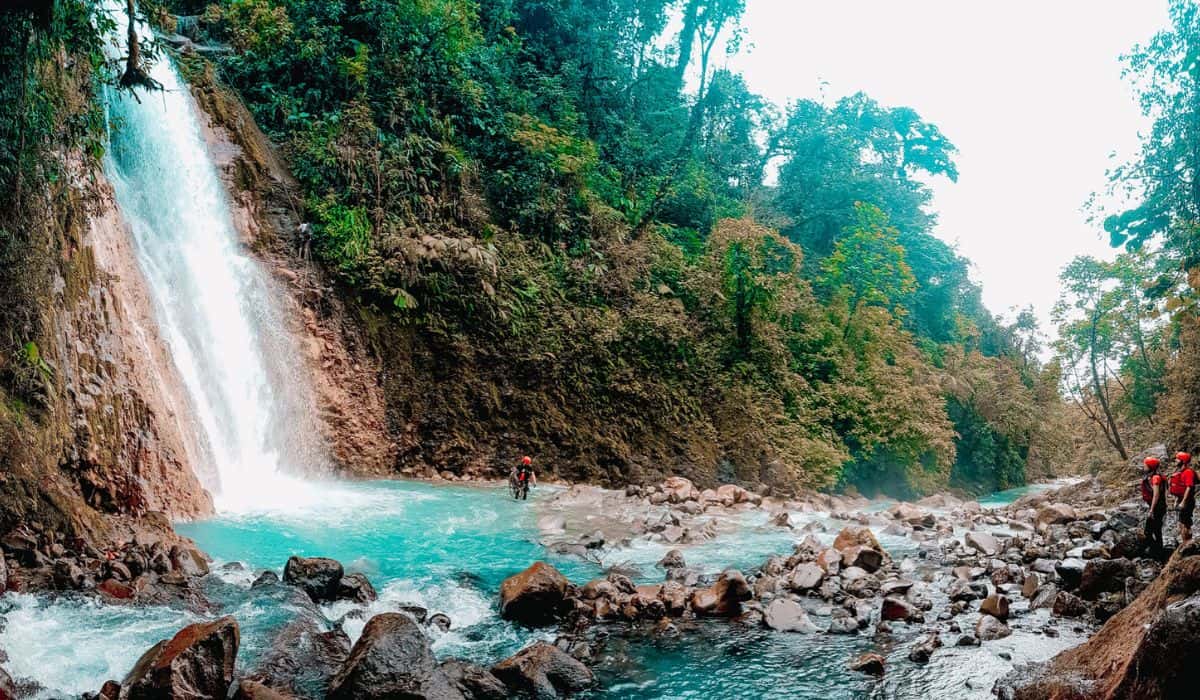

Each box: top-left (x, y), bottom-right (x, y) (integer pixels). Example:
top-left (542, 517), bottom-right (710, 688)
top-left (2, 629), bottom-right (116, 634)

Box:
top-left (101, 1), bottom-right (326, 511)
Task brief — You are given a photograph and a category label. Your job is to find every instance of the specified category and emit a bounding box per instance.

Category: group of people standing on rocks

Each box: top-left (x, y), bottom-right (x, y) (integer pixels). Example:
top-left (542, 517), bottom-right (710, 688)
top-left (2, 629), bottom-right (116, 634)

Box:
top-left (1142, 451), bottom-right (1197, 558)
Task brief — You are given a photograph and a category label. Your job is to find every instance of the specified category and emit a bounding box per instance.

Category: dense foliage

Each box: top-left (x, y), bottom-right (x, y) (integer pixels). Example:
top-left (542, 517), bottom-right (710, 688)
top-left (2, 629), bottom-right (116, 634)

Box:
top-left (148, 0), bottom-right (1066, 496)
top-left (0, 0), bottom-right (1070, 496)
top-left (1066, 0), bottom-right (1200, 464)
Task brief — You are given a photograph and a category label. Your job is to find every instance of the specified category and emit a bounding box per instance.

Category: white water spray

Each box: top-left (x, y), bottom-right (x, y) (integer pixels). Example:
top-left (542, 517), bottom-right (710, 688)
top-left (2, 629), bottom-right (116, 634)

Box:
top-left (101, 1), bottom-right (328, 512)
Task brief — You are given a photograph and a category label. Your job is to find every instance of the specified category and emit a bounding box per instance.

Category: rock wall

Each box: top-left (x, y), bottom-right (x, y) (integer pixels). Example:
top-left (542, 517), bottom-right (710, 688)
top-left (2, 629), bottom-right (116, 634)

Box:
top-left (183, 61), bottom-right (395, 477)
top-left (0, 163), bottom-right (213, 540)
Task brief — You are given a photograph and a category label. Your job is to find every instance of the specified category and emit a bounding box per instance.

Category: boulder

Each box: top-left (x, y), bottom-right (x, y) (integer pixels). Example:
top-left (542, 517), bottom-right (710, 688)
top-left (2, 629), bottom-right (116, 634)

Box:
top-left (1030, 583), bottom-right (1058, 610)
top-left (657, 549), bottom-right (686, 570)
top-left (327, 613), bottom-right (461, 700)
top-left (833, 526), bottom-right (881, 553)
top-left (891, 503), bottom-right (936, 528)
top-left (499, 562), bottom-right (570, 626)
top-left (0, 667), bottom-right (16, 700)
top-left (121, 616), bottom-right (239, 700)
top-left (947, 579), bottom-right (988, 602)
top-left (658, 581), bottom-right (688, 616)
top-left (840, 546), bottom-right (883, 573)
top-left (169, 545), bottom-right (210, 577)
top-left (440, 659), bottom-right (507, 700)
top-left (980, 594), bottom-right (1011, 621)
top-left (662, 477), bottom-right (698, 503)
top-left (880, 596), bottom-right (924, 623)
top-left (964, 531), bottom-right (1000, 556)
top-left (848, 653), bottom-right (885, 677)
top-left (815, 548), bottom-right (841, 575)
top-left (232, 680), bottom-right (293, 700)
top-left (976, 615), bottom-right (1011, 641)
top-left (788, 563), bottom-right (824, 591)
top-left (283, 556), bottom-right (344, 603)
top-left (763, 598), bottom-right (818, 633)
top-left (337, 573), bottom-right (378, 604)
top-left (690, 570), bottom-right (751, 617)
top-left (1036, 503), bottom-right (1077, 527)
top-left (1052, 591), bottom-right (1089, 618)
top-left (1077, 558), bottom-right (1135, 600)
top-left (491, 642), bottom-right (594, 700)
top-left (1055, 558), bottom-right (1085, 590)
top-left (908, 632), bottom-right (942, 663)
top-left (1021, 572), bottom-right (1041, 599)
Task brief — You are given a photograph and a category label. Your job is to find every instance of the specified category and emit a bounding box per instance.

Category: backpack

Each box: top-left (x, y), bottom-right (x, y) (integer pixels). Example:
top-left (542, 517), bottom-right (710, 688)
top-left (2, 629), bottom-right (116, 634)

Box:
top-left (1142, 475), bottom-right (1155, 504)
top-left (1170, 468), bottom-right (1195, 498)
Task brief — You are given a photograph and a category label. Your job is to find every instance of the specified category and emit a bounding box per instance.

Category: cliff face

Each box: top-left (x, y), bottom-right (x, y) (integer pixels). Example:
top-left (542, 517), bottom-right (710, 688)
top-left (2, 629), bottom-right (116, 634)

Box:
top-left (183, 61), bottom-right (396, 477)
top-left (0, 165), bottom-right (213, 539)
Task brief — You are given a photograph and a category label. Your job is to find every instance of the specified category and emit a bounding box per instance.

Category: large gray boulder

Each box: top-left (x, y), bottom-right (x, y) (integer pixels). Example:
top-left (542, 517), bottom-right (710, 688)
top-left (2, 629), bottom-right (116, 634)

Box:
top-left (763, 598), bottom-right (818, 633)
top-left (327, 613), bottom-right (463, 700)
top-left (491, 642), bottom-right (594, 699)
top-left (283, 556), bottom-right (344, 603)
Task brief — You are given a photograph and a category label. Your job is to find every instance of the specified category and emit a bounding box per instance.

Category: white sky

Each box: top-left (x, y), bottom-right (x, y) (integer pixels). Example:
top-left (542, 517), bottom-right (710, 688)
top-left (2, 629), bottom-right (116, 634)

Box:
top-left (724, 0), bottom-right (1170, 331)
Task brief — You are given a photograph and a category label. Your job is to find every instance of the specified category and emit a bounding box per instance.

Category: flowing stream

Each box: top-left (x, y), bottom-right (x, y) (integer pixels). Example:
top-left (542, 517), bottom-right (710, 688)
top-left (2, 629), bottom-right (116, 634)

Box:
top-left (0, 7), bottom-right (1084, 699)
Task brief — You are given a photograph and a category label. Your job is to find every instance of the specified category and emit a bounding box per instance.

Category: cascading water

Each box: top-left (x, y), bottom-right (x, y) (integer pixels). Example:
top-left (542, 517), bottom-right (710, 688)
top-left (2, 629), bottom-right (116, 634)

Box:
top-left (100, 0), bottom-right (327, 512)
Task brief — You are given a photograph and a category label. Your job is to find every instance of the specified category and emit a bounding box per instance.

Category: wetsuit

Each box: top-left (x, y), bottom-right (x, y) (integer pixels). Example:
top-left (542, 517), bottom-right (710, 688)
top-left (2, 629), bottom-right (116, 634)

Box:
top-left (1146, 473), bottom-right (1167, 557)
top-left (1178, 466), bottom-right (1196, 528)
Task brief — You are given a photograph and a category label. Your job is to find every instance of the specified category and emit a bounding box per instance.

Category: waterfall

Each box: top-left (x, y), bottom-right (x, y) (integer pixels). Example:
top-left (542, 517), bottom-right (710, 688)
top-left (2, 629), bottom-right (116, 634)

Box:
top-left (100, 1), bottom-right (328, 512)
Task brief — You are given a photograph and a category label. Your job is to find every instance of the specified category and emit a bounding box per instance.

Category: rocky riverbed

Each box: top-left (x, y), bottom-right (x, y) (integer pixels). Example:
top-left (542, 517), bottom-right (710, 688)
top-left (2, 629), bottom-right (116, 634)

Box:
top-left (0, 475), bottom-right (1182, 698)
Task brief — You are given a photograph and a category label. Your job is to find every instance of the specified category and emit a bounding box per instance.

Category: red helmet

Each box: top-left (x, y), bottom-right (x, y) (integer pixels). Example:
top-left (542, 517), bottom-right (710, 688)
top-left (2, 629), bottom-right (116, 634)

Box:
top-left (1178, 452), bottom-right (1192, 464)
top-left (522, 456), bottom-right (532, 466)
top-left (1145, 457), bottom-right (1160, 469)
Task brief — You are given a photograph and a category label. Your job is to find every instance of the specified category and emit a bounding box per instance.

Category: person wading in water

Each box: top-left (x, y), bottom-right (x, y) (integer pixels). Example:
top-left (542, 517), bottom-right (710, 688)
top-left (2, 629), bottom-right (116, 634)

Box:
top-left (510, 456), bottom-right (536, 500)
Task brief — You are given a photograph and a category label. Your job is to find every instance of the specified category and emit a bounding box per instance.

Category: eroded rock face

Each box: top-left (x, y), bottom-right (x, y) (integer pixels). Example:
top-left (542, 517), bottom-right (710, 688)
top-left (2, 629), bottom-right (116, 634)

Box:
top-left (121, 616), bottom-right (239, 700)
top-left (499, 562), bottom-right (570, 626)
top-left (491, 642), bottom-right (594, 700)
top-left (327, 613), bottom-right (462, 700)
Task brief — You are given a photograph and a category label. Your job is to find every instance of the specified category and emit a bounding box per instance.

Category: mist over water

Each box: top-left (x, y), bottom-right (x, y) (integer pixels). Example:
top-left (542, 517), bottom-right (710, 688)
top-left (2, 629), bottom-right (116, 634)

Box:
top-left (101, 1), bottom-right (327, 512)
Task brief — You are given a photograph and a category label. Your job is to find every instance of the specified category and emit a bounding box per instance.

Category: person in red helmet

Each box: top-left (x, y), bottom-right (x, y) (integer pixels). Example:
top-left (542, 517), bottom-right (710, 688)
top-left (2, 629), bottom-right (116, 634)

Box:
top-left (1173, 452), bottom-right (1196, 543)
top-left (1141, 456), bottom-right (1167, 558)
top-left (509, 455), bottom-right (536, 500)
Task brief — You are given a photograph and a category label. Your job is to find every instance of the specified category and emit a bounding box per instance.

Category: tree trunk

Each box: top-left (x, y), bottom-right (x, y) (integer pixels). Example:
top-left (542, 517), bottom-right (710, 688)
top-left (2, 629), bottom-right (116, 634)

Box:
top-left (673, 0), bottom-right (701, 89)
top-left (1089, 312), bottom-right (1128, 460)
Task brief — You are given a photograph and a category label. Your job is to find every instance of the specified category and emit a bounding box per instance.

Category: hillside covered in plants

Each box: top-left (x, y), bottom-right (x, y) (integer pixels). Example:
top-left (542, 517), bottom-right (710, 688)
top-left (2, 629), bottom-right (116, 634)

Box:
top-left (0, 0), bottom-right (1071, 499)
top-left (153, 0), bottom-right (1071, 497)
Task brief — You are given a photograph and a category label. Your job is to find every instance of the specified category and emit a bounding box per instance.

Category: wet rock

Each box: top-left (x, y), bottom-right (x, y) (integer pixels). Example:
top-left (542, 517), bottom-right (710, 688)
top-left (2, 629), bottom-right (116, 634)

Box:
top-left (880, 596), bottom-right (924, 623)
top-left (440, 659), bottom-right (507, 700)
top-left (947, 579), bottom-right (988, 602)
top-left (492, 642), bottom-right (595, 699)
top-left (121, 616), bottom-right (239, 700)
top-left (1051, 591), bottom-right (1088, 618)
top-left (976, 614), bottom-right (1012, 641)
top-left (1077, 557), bottom-right (1135, 600)
top-left (429, 613), bottom-right (452, 632)
top-left (657, 549), bottom-right (686, 570)
top-left (659, 580), bottom-right (689, 616)
top-left (1021, 572), bottom-right (1040, 599)
top-left (955, 634), bottom-right (980, 647)
top-left (880, 579), bottom-right (913, 597)
top-left (815, 548), bottom-right (841, 575)
top-left (908, 632), bottom-right (942, 663)
top-left (980, 594), bottom-right (1011, 621)
top-left (770, 512), bottom-right (793, 529)
top-left (232, 679), bottom-right (293, 700)
top-left (691, 570), bottom-right (752, 616)
top-left (252, 571), bottom-right (280, 588)
top-left (400, 605), bottom-right (429, 623)
top-left (499, 562), bottom-right (570, 626)
top-left (283, 556), bottom-right (344, 603)
top-left (1054, 558), bottom-right (1085, 590)
top-left (965, 531), bottom-right (1000, 556)
top-left (763, 597), bottom-right (818, 633)
top-left (327, 613), bottom-right (461, 700)
top-left (662, 476), bottom-right (698, 503)
top-left (336, 573), bottom-right (377, 604)
top-left (891, 503), bottom-right (936, 528)
top-left (170, 545), bottom-right (210, 577)
top-left (848, 652), bottom-right (886, 677)
top-left (97, 578), bottom-right (136, 601)
top-left (0, 667), bottom-right (16, 700)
